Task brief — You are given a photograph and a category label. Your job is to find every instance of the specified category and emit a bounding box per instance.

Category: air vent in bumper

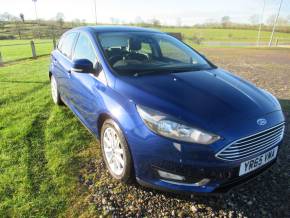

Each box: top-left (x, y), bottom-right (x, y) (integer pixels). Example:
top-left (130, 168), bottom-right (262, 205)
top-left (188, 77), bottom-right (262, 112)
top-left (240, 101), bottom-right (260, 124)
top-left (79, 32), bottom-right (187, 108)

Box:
top-left (216, 123), bottom-right (285, 161)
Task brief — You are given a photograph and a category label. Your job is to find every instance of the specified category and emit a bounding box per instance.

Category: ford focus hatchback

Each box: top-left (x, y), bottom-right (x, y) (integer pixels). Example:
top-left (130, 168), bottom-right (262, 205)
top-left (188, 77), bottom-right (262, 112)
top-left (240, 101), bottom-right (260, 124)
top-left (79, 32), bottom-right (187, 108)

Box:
top-left (49, 26), bottom-right (285, 193)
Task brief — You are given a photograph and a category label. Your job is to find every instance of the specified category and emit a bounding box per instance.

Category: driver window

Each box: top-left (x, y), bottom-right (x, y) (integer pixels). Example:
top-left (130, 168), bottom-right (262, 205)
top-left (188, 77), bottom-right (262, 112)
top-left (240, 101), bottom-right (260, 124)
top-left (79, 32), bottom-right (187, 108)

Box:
top-left (159, 40), bottom-right (191, 63)
top-left (140, 42), bottom-right (152, 56)
top-left (74, 33), bottom-right (96, 65)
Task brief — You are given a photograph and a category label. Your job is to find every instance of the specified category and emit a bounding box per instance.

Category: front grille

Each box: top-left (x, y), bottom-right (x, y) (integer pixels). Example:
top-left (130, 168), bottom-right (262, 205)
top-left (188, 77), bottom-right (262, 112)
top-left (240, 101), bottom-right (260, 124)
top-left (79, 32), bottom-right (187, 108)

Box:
top-left (216, 123), bottom-right (285, 161)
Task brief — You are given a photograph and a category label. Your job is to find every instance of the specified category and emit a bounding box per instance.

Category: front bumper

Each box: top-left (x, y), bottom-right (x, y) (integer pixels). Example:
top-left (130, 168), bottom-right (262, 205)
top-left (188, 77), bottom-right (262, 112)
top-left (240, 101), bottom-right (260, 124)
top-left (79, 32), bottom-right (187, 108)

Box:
top-left (125, 111), bottom-right (285, 193)
top-left (128, 123), bottom-right (284, 193)
top-left (136, 156), bottom-right (277, 194)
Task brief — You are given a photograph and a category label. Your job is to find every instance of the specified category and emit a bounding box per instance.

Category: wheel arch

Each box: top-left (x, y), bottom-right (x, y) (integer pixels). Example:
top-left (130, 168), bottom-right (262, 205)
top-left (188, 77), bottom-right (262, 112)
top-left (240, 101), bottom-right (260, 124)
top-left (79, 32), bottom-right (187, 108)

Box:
top-left (97, 112), bottom-right (112, 137)
top-left (97, 112), bottom-right (136, 176)
top-left (49, 71), bottom-right (52, 80)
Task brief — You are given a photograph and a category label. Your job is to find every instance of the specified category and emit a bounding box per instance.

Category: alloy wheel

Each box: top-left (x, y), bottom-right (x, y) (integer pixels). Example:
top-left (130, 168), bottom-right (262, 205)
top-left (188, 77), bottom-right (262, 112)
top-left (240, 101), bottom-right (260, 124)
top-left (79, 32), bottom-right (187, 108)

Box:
top-left (103, 127), bottom-right (125, 176)
top-left (51, 76), bottom-right (58, 104)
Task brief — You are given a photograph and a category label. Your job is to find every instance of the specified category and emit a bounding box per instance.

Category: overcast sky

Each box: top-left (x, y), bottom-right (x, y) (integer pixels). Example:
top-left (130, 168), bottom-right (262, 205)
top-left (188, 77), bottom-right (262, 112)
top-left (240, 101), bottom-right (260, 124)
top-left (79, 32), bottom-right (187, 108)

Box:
top-left (1, 0), bottom-right (290, 25)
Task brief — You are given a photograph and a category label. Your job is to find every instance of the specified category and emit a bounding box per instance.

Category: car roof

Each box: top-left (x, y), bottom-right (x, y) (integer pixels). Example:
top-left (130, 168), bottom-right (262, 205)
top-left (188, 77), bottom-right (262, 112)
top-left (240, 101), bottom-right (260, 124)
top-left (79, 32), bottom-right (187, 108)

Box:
top-left (70, 25), bottom-right (163, 34)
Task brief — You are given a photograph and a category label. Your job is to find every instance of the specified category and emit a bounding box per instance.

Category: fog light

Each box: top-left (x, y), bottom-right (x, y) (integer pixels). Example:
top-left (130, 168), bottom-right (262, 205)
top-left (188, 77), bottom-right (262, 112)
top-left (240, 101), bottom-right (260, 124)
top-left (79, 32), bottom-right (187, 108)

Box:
top-left (157, 170), bottom-right (185, 181)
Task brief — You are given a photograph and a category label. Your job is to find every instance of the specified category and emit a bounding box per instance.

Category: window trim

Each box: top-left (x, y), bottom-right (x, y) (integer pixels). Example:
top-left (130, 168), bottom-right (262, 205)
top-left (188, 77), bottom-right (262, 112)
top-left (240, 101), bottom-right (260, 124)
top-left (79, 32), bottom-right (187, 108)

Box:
top-left (72, 32), bottom-right (98, 63)
top-left (58, 31), bottom-right (79, 60)
top-left (72, 31), bottom-right (107, 85)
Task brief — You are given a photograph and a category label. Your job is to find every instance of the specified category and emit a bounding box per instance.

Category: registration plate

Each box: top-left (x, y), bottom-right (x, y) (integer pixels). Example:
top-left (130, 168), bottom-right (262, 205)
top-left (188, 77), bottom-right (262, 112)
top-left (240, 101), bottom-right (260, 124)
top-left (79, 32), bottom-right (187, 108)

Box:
top-left (239, 147), bottom-right (278, 176)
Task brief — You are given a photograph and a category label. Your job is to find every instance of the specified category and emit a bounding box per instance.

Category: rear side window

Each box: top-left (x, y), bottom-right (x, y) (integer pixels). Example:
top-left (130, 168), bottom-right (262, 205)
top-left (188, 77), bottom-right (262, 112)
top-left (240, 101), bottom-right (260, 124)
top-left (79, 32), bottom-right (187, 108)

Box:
top-left (57, 37), bottom-right (64, 50)
top-left (59, 32), bottom-right (77, 59)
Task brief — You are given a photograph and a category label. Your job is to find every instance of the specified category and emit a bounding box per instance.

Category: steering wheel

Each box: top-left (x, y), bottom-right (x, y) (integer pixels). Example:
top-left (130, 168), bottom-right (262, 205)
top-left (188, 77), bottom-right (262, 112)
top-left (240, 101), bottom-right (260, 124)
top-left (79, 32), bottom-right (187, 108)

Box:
top-left (108, 55), bottom-right (124, 66)
top-left (125, 53), bottom-right (150, 62)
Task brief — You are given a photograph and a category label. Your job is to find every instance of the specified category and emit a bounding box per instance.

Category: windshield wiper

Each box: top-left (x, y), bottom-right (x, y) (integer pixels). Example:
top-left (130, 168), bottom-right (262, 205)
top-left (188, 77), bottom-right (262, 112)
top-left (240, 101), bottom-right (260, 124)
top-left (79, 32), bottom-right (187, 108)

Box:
top-left (118, 65), bottom-right (213, 77)
top-left (137, 67), bottom-right (203, 75)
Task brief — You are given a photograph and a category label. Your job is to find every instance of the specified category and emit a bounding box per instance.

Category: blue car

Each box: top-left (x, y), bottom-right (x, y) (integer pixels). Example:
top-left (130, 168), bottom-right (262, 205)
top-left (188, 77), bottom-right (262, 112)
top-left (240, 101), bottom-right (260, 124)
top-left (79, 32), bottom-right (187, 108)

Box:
top-left (49, 26), bottom-right (285, 193)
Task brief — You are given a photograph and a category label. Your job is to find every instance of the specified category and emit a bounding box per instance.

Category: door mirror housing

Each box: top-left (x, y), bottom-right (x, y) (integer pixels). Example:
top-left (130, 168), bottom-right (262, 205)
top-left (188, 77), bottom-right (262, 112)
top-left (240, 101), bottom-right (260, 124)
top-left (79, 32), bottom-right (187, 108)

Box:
top-left (94, 61), bottom-right (102, 74)
top-left (71, 59), bottom-right (94, 73)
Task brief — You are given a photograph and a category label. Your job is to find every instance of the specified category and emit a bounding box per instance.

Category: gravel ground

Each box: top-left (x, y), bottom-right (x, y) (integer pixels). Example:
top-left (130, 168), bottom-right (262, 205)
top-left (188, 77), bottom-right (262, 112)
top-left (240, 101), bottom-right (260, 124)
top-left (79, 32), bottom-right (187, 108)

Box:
top-left (79, 48), bottom-right (290, 217)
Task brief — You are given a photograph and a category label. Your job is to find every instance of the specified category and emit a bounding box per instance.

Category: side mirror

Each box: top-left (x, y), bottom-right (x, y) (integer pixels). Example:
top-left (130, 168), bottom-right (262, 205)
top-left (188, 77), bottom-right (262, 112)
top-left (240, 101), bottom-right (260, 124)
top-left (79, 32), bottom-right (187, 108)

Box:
top-left (71, 59), bottom-right (94, 74)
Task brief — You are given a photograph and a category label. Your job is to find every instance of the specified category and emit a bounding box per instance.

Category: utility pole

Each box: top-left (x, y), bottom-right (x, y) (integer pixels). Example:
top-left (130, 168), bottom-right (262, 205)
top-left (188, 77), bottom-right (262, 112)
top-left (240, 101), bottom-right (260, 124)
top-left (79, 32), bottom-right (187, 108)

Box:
top-left (268, 0), bottom-right (283, 47)
top-left (32, 0), bottom-right (40, 38)
top-left (93, 0), bottom-right (97, 25)
top-left (257, 0), bottom-right (266, 46)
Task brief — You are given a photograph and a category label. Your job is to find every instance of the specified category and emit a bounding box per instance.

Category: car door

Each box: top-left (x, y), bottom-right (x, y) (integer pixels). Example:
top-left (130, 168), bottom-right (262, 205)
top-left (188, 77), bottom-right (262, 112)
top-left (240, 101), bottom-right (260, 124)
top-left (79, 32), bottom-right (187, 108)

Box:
top-left (52, 32), bottom-right (78, 104)
top-left (69, 32), bottom-right (107, 134)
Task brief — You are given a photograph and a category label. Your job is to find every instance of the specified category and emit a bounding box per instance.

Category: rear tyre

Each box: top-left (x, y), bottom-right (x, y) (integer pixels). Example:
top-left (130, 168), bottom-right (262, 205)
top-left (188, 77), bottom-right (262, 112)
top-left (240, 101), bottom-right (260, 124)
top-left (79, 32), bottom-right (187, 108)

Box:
top-left (50, 75), bottom-right (63, 105)
top-left (101, 119), bottom-right (133, 183)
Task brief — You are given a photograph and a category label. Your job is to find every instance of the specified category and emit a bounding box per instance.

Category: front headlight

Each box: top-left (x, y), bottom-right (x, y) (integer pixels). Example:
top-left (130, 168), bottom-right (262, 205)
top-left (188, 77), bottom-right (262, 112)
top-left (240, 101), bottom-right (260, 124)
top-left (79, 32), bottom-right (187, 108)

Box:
top-left (136, 105), bottom-right (220, 145)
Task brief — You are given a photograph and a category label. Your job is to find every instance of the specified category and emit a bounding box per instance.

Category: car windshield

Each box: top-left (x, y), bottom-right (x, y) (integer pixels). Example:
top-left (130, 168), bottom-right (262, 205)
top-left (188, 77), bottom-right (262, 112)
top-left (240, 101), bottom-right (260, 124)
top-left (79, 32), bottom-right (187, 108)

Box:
top-left (97, 31), bottom-right (214, 76)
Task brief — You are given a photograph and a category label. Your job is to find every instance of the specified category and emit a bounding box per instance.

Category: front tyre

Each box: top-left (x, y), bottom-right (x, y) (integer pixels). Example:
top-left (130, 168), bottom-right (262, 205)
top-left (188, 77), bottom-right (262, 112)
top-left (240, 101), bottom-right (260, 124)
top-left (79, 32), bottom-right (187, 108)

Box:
top-left (101, 119), bottom-right (133, 183)
top-left (50, 75), bottom-right (62, 105)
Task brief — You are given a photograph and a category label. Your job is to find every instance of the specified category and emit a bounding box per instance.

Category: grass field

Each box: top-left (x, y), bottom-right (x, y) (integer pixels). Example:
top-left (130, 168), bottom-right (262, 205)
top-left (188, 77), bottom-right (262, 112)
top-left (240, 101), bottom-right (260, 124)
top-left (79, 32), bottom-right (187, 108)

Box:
top-left (0, 48), bottom-right (289, 217)
top-left (0, 40), bottom-right (54, 63)
top-left (0, 58), bottom-right (96, 217)
top-left (159, 27), bottom-right (290, 42)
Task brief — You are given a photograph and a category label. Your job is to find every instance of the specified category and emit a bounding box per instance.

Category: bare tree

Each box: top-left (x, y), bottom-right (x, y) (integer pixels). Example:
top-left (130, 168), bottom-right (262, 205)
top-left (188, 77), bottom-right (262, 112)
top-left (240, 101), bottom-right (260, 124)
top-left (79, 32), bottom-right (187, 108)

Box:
top-left (151, 18), bottom-right (161, 27)
top-left (55, 12), bottom-right (65, 28)
top-left (0, 12), bottom-right (15, 21)
top-left (221, 16), bottom-right (231, 27)
top-left (71, 18), bottom-right (81, 27)
top-left (0, 15), bottom-right (5, 30)
top-left (11, 17), bottom-right (22, 39)
top-left (20, 13), bottom-right (25, 23)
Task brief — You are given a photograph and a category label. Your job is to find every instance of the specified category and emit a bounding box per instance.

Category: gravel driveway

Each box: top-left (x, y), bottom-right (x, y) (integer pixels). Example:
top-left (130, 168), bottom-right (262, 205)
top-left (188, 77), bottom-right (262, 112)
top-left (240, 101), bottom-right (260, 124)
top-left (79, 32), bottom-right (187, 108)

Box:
top-left (79, 48), bottom-right (290, 217)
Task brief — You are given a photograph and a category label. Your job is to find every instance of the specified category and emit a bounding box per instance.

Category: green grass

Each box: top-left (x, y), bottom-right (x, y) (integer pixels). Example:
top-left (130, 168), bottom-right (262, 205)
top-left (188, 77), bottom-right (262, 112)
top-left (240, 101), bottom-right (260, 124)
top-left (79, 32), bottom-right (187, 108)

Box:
top-left (159, 27), bottom-right (290, 42)
top-left (0, 58), bottom-right (95, 217)
top-left (0, 40), bottom-right (54, 62)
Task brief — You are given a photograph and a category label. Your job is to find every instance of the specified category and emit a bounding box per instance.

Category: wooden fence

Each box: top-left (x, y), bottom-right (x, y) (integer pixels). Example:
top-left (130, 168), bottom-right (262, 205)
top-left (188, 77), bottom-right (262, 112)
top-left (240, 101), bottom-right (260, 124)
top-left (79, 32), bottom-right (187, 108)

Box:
top-left (0, 39), bottom-right (56, 65)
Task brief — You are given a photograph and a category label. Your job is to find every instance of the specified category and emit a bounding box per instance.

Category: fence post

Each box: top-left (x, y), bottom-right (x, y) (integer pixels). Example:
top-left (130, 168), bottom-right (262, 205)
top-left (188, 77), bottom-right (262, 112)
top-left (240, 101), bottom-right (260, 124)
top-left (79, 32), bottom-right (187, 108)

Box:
top-left (275, 38), bottom-right (279, 47)
top-left (0, 51), bottom-right (3, 66)
top-left (53, 37), bottom-right (56, 49)
top-left (30, 40), bottom-right (36, 58)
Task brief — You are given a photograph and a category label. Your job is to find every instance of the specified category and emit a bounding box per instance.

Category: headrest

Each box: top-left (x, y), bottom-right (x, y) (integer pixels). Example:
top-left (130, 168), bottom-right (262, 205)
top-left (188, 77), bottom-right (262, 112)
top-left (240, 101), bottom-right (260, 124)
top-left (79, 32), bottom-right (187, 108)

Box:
top-left (129, 38), bottom-right (141, 51)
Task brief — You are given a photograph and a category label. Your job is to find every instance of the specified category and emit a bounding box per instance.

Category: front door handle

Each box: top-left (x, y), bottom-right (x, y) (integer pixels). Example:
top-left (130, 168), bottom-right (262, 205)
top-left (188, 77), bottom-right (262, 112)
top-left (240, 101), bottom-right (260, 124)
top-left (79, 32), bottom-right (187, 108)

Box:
top-left (53, 58), bottom-right (58, 65)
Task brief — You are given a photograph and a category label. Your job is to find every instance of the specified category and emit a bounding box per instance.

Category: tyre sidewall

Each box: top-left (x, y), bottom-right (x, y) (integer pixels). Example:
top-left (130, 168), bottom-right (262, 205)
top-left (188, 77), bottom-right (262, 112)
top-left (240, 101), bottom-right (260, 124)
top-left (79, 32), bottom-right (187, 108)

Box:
top-left (100, 119), bottom-right (133, 183)
top-left (51, 75), bottom-right (62, 105)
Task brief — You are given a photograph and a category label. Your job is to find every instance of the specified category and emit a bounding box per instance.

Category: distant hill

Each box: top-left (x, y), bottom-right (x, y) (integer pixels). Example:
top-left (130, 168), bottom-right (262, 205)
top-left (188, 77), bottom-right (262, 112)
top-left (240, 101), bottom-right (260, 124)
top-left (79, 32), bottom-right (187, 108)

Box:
top-left (0, 20), bottom-right (290, 44)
